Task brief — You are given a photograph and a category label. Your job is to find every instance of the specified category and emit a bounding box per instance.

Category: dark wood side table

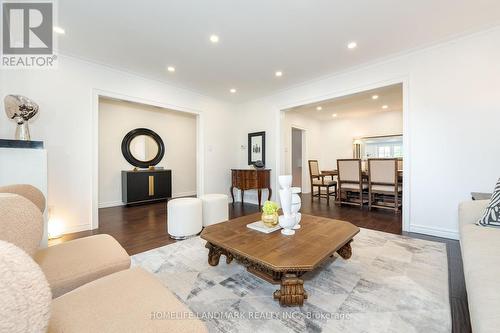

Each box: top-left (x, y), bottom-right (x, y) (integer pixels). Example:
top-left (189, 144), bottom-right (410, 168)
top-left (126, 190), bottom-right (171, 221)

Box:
top-left (230, 169), bottom-right (271, 208)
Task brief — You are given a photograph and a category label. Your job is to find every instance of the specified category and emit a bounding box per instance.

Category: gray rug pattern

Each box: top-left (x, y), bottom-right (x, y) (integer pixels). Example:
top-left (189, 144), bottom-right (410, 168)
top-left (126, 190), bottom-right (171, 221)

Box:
top-left (132, 228), bottom-right (451, 333)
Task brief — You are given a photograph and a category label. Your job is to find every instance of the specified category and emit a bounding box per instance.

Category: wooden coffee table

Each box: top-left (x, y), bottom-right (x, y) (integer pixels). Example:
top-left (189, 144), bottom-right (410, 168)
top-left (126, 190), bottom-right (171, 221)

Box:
top-left (200, 213), bottom-right (360, 306)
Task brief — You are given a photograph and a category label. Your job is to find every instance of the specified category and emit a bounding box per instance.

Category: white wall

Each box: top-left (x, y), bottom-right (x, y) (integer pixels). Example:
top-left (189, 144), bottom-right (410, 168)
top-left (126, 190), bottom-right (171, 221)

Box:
top-left (320, 110), bottom-right (403, 169)
top-left (98, 98), bottom-right (197, 207)
top-left (237, 26), bottom-right (500, 239)
top-left (0, 55), bottom-right (238, 234)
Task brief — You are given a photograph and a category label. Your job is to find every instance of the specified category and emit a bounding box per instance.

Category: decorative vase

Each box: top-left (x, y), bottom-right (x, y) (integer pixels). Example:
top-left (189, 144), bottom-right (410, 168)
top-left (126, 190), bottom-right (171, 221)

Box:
top-left (278, 175), bottom-right (297, 235)
top-left (291, 187), bottom-right (302, 230)
top-left (4, 95), bottom-right (39, 141)
top-left (279, 215), bottom-right (296, 235)
top-left (261, 212), bottom-right (279, 228)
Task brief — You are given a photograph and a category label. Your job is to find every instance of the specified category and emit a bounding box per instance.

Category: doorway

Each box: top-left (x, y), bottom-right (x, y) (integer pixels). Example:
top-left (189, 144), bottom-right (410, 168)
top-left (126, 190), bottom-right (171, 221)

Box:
top-left (291, 127), bottom-right (304, 188)
top-left (279, 81), bottom-right (407, 234)
top-left (91, 90), bottom-right (203, 230)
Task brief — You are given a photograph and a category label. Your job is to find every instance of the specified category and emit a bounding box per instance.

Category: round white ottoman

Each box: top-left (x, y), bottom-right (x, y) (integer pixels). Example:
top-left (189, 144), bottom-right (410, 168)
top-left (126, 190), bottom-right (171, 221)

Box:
top-left (167, 198), bottom-right (202, 239)
top-left (200, 194), bottom-right (229, 227)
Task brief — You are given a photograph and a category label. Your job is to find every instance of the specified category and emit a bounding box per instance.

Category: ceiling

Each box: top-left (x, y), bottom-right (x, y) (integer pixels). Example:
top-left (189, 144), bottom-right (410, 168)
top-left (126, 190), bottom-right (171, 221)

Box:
top-left (57, 0), bottom-right (500, 102)
top-left (285, 83), bottom-right (402, 121)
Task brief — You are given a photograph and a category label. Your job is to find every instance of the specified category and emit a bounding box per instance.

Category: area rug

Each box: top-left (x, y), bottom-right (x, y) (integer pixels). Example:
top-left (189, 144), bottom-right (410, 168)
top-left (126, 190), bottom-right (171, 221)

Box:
top-left (132, 228), bottom-right (451, 333)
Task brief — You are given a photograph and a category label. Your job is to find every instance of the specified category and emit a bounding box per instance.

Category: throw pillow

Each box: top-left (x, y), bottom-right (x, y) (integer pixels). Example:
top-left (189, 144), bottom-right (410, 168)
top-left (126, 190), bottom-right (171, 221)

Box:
top-left (477, 178), bottom-right (500, 226)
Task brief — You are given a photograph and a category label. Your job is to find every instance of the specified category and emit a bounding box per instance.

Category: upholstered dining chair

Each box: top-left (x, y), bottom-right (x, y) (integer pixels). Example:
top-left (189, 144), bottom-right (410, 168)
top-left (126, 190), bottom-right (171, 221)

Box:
top-left (308, 160), bottom-right (337, 205)
top-left (368, 158), bottom-right (402, 212)
top-left (337, 159), bottom-right (368, 208)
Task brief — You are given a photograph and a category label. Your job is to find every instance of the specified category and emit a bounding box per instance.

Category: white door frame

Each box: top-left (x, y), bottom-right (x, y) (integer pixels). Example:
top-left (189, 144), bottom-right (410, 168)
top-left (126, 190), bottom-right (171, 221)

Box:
top-left (275, 76), bottom-right (411, 232)
top-left (91, 89), bottom-right (204, 230)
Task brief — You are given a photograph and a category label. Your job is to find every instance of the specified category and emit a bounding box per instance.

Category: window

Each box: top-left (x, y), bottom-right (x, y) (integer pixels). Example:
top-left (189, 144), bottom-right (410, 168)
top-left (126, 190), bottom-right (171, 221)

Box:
top-left (356, 135), bottom-right (403, 159)
top-left (378, 146), bottom-right (391, 158)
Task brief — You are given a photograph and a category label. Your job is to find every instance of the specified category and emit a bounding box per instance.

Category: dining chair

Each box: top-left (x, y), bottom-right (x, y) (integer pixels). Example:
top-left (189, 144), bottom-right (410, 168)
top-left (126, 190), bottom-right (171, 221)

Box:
top-left (368, 158), bottom-right (402, 212)
top-left (337, 159), bottom-right (368, 208)
top-left (397, 158), bottom-right (403, 171)
top-left (308, 160), bottom-right (337, 205)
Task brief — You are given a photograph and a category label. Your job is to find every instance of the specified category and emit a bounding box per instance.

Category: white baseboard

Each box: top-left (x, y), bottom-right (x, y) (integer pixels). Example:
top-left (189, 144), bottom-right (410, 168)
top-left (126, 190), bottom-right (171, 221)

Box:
top-left (98, 200), bottom-right (124, 208)
top-left (172, 191), bottom-right (197, 198)
top-left (62, 223), bottom-right (93, 235)
top-left (409, 224), bottom-right (459, 240)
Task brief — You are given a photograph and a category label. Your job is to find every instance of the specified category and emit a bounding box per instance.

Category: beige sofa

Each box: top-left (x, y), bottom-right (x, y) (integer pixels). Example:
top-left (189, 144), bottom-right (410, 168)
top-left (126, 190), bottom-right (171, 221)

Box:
top-left (0, 184), bottom-right (131, 298)
top-left (0, 185), bottom-right (206, 332)
top-left (459, 200), bottom-right (500, 333)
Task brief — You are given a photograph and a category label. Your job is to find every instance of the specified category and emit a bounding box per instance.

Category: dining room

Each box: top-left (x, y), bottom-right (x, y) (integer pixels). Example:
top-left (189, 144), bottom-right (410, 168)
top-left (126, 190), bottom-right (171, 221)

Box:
top-left (281, 83), bottom-right (404, 233)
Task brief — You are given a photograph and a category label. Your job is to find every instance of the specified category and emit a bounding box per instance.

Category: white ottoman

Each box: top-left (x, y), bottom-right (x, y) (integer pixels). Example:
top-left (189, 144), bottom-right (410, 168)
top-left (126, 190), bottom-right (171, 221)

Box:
top-left (167, 198), bottom-right (202, 239)
top-left (200, 194), bottom-right (229, 227)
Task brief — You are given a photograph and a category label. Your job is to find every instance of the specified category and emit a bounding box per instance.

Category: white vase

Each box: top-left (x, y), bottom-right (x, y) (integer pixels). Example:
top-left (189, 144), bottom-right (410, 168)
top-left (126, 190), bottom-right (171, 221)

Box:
top-left (279, 215), bottom-right (296, 235)
top-left (291, 187), bottom-right (302, 229)
top-left (278, 175), bottom-right (296, 235)
top-left (278, 175), bottom-right (293, 189)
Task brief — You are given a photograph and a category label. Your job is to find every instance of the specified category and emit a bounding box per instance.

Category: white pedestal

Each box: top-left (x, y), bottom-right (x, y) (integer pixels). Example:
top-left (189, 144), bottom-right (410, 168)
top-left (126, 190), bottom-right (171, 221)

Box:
top-left (0, 147), bottom-right (48, 247)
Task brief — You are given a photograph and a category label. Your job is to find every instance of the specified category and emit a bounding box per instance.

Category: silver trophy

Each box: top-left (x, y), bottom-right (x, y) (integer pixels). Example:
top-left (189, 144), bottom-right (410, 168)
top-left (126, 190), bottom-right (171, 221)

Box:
top-left (4, 95), bottom-right (39, 140)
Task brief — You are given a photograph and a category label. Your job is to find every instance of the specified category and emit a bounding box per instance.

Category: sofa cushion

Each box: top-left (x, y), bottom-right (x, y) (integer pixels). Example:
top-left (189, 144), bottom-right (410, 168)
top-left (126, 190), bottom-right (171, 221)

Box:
top-left (460, 222), bottom-right (500, 332)
top-left (49, 267), bottom-right (207, 333)
top-left (0, 240), bottom-right (51, 333)
top-left (34, 234), bottom-right (130, 298)
top-left (0, 193), bottom-right (44, 257)
top-left (477, 178), bottom-right (500, 227)
top-left (0, 184), bottom-right (46, 213)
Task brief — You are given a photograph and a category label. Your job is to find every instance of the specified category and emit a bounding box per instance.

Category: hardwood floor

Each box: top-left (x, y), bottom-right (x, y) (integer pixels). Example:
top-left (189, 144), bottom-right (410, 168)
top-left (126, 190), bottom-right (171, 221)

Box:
top-left (50, 194), bottom-right (470, 332)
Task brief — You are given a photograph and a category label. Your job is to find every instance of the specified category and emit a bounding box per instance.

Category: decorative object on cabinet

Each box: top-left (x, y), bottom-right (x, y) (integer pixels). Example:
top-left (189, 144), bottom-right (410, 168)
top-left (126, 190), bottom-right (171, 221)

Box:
top-left (253, 160), bottom-right (265, 169)
top-left (4, 95), bottom-right (39, 140)
top-left (248, 131), bottom-right (266, 166)
top-left (230, 169), bottom-right (271, 208)
top-left (121, 128), bottom-right (165, 169)
top-left (121, 169), bottom-right (171, 205)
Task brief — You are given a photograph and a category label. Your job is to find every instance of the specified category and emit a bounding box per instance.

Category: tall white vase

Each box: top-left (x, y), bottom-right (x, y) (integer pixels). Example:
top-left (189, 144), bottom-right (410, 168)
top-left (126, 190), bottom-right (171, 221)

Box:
top-left (291, 187), bottom-right (302, 229)
top-left (278, 175), bottom-right (296, 235)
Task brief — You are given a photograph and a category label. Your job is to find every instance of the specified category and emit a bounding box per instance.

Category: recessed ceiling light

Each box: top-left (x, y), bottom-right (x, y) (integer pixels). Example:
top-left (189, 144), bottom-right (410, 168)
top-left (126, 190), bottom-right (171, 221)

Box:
top-left (167, 66), bottom-right (175, 72)
top-left (372, 95), bottom-right (379, 100)
top-left (275, 71), bottom-right (283, 77)
top-left (332, 114), bottom-right (338, 118)
top-left (210, 35), bottom-right (219, 43)
top-left (230, 88), bottom-right (237, 94)
top-left (53, 26), bottom-right (65, 34)
top-left (316, 106), bottom-right (322, 111)
top-left (382, 105), bottom-right (389, 109)
top-left (347, 41), bottom-right (357, 49)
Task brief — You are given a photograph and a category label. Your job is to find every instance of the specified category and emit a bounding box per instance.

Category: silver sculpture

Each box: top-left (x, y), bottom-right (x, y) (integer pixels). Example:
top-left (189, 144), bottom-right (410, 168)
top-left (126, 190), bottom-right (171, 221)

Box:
top-left (4, 95), bottom-right (39, 140)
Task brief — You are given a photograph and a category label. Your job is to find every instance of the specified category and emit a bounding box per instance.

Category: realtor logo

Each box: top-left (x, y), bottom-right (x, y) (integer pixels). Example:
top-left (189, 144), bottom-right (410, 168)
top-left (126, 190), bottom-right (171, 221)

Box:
top-left (1, 1), bottom-right (57, 67)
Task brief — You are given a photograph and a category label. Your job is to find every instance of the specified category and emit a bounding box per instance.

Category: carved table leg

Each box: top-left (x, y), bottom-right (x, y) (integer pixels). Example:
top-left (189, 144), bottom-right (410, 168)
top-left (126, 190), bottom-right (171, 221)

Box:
top-left (273, 273), bottom-right (308, 306)
top-left (337, 240), bottom-right (353, 260)
top-left (205, 242), bottom-right (233, 266)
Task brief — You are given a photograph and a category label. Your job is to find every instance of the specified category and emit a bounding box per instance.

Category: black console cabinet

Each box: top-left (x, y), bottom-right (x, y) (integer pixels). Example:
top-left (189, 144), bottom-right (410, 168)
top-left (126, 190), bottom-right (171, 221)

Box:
top-left (121, 169), bottom-right (172, 205)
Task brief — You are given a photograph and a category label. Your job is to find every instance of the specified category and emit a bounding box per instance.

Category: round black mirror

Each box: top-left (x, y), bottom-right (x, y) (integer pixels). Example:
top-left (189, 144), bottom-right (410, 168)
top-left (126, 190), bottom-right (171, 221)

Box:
top-left (121, 128), bottom-right (165, 168)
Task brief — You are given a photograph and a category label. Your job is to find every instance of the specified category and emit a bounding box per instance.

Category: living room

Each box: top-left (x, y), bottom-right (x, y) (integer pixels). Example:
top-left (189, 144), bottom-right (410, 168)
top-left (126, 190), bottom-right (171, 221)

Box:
top-left (1, 1), bottom-right (500, 332)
